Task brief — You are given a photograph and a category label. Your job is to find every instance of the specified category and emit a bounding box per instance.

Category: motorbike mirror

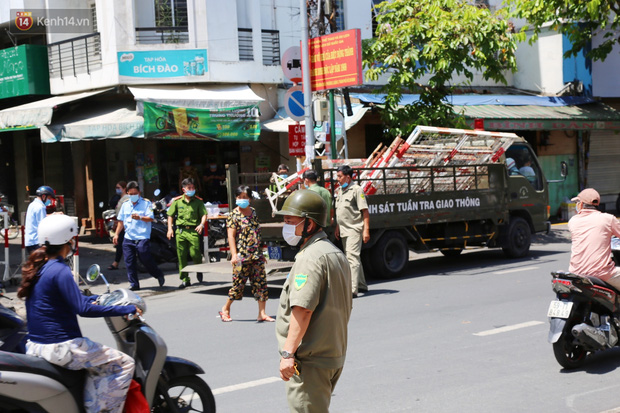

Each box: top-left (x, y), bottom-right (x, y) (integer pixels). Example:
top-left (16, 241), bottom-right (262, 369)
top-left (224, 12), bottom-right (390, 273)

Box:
top-left (98, 201), bottom-right (104, 208)
top-left (86, 264), bottom-right (111, 293)
top-left (86, 264), bottom-right (100, 282)
top-left (154, 189), bottom-right (161, 197)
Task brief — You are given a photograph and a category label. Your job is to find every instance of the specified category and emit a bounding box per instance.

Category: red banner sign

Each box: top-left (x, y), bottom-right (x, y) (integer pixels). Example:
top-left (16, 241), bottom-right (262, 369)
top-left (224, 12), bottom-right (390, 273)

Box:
top-left (309, 29), bottom-right (362, 91)
top-left (288, 124), bottom-right (306, 156)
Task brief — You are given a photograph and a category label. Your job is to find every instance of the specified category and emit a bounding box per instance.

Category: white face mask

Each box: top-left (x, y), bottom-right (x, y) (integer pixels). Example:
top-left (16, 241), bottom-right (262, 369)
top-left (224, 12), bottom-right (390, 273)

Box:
top-left (282, 220), bottom-right (305, 246)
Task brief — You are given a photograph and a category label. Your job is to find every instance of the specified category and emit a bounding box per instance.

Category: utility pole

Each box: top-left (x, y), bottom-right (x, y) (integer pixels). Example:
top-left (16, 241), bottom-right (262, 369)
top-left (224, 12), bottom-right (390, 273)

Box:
top-left (300, 0), bottom-right (315, 164)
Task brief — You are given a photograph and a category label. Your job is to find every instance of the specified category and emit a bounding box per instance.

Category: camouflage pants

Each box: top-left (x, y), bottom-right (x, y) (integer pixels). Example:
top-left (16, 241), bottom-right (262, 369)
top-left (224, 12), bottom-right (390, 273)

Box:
top-left (228, 257), bottom-right (268, 301)
top-left (26, 337), bottom-right (134, 413)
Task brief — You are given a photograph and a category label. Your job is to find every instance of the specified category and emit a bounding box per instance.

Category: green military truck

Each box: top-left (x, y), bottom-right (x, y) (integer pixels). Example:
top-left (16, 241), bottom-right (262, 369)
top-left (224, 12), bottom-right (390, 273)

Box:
top-left (226, 126), bottom-right (565, 279)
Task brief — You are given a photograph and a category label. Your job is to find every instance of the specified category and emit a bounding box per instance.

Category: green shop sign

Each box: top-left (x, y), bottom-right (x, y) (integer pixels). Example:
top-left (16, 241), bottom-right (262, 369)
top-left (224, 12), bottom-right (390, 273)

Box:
top-left (143, 102), bottom-right (260, 141)
top-left (0, 45), bottom-right (50, 99)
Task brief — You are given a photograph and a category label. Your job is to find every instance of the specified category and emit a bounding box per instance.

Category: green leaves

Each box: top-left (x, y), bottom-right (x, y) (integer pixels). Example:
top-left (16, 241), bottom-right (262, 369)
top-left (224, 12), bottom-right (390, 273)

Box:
top-left (508, 0), bottom-right (620, 61)
top-left (363, 0), bottom-right (518, 137)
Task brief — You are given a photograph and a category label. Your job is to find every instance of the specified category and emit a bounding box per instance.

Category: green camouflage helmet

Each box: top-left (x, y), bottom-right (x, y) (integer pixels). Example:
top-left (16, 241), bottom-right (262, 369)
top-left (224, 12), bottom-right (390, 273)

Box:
top-left (275, 189), bottom-right (328, 227)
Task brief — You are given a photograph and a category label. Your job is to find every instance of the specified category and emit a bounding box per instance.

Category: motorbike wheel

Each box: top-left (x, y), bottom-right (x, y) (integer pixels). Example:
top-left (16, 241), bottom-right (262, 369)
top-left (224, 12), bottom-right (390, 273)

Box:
top-left (152, 376), bottom-right (216, 413)
top-left (552, 334), bottom-right (587, 369)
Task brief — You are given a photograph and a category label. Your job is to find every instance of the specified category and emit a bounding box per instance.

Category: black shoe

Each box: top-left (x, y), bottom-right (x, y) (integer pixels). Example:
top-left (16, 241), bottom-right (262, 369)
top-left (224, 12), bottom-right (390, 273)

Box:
top-left (130, 285), bottom-right (140, 291)
top-left (158, 276), bottom-right (165, 287)
top-left (178, 280), bottom-right (191, 289)
top-left (358, 286), bottom-right (369, 293)
top-left (197, 273), bottom-right (203, 283)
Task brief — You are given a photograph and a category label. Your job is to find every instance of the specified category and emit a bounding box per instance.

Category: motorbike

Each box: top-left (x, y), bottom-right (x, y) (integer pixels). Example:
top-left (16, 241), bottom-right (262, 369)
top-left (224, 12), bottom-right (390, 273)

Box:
top-left (148, 192), bottom-right (178, 265)
top-left (0, 193), bottom-right (20, 240)
top-left (0, 264), bottom-right (216, 412)
top-left (548, 270), bottom-right (620, 369)
top-left (0, 292), bottom-right (27, 353)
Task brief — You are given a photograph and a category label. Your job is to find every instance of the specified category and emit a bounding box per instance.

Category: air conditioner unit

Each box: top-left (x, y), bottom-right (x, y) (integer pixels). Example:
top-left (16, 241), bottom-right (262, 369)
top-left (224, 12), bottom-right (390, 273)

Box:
top-left (313, 100), bottom-right (329, 122)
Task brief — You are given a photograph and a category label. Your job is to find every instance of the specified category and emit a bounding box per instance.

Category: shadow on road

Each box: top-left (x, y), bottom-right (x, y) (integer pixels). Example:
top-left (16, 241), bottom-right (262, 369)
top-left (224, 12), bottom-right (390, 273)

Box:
top-left (558, 348), bottom-right (620, 375)
top-left (368, 248), bottom-right (568, 286)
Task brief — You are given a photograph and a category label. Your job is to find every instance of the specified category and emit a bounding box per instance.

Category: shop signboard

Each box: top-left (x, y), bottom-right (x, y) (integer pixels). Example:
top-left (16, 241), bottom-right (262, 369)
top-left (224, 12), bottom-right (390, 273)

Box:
top-left (118, 49), bottom-right (207, 83)
top-left (308, 29), bottom-right (362, 92)
top-left (143, 101), bottom-right (260, 141)
top-left (0, 45), bottom-right (50, 99)
top-left (288, 124), bottom-right (305, 156)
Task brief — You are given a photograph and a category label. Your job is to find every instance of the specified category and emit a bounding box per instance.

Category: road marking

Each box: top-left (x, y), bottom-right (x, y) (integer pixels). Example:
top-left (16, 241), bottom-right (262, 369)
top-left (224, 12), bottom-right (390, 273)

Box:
top-left (493, 266), bottom-right (539, 275)
top-left (473, 320), bottom-right (545, 336)
top-left (213, 377), bottom-right (281, 395)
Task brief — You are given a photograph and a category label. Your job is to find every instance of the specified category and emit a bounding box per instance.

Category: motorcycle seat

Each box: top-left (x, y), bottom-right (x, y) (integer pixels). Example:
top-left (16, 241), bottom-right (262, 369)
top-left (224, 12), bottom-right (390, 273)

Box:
top-left (0, 350), bottom-right (85, 411)
top-left (585, 275), bottom-right (620, 292)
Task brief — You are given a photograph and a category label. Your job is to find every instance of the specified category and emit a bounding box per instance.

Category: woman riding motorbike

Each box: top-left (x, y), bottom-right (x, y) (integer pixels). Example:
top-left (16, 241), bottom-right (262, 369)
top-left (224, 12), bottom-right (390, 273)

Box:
top-left (17, 214), bottom-right (140, 413)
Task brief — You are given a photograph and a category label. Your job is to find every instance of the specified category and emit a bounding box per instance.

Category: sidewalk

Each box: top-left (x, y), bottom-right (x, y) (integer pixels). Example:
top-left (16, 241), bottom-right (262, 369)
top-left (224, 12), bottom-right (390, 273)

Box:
top-left (1, 235), bottom-right (292, 316)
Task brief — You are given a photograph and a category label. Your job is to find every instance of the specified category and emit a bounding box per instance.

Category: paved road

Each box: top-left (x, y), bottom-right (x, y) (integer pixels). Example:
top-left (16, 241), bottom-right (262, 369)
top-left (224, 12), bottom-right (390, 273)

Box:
top-left (11, 225), bottom-right (620, 412)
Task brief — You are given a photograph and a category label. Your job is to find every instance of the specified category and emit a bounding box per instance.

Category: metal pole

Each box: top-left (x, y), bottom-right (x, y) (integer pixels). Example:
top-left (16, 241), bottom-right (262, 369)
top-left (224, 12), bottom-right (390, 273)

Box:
top-left (329, 90), bottom-right (336, 159)
top-left (300, 0), bottom-right (315, 163)
top-left (1, 212), bottom-right (9, 282)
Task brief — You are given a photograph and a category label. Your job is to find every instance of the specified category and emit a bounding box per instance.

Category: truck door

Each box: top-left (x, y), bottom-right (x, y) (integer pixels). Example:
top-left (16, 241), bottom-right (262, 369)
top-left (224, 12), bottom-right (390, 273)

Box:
top-left (505, 144), bottom-right (549, 232)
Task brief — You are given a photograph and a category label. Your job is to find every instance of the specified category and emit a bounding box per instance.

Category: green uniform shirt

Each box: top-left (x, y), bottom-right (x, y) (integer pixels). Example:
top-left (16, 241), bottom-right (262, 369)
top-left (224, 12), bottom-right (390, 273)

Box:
top-left (308, 183), bottom-right (332, 213)
top-left (167, 196), bottom-right (207, 227)
top-left (335, 183), bottom-right (368, 238)
top-left (276, 231), bottom-right (352, 369)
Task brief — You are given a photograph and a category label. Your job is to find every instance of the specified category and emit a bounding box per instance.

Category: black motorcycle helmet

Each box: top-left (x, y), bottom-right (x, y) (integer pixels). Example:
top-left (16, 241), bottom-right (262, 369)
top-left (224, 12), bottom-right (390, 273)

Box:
top-left (275, 189), bottom-right (328, 228)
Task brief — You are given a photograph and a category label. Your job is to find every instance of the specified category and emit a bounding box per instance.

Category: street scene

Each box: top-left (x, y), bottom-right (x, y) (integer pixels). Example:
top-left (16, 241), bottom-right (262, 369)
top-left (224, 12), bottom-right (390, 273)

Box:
top-left (1, 0), bottom-right (620, 412)
top-left (4, 224), bottom-right (620, 412)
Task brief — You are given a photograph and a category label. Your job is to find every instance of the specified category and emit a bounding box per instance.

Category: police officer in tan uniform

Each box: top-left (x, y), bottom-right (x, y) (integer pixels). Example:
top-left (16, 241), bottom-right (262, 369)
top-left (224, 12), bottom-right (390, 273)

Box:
top-left (275, 190), bottom-right (352, 413)
top-left (334, 164), bottom-right (370, 297)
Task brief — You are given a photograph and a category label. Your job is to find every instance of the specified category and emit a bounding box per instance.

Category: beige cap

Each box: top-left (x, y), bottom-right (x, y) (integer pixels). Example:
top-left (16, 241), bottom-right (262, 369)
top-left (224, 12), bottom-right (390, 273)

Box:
top-left (571, 188), bottom-right (600, 206)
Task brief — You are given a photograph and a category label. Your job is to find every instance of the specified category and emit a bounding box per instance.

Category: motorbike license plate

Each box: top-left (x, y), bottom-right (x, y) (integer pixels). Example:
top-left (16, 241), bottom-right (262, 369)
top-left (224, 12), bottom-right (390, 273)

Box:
top-left (268, 246), bottom-right (282, 260)
top-left (547, 300), bottom-right (573, 319)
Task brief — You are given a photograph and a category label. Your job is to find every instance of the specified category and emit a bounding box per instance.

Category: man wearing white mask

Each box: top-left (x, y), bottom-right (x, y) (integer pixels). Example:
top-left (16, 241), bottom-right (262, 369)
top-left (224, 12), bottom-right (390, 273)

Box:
top-left (569, 188), bottom-right (620, 289)
top-left (167, 178), bottom-right (207, 289)
top-left (334, 165), bottom-right (370, 297)
top-left (274, 189), bottom-right (352, 412)
top-left (114, 181), bottom-right (165, 291)
top-left (25, 185), bottom-right (56, 255)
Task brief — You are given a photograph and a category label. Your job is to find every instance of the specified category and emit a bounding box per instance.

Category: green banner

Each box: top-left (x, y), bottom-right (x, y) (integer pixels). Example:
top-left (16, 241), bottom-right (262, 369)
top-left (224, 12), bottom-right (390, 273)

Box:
top-left (0, 45), bottom-right (50, 99)
top-left (143, 101), bottom-right (260, 141)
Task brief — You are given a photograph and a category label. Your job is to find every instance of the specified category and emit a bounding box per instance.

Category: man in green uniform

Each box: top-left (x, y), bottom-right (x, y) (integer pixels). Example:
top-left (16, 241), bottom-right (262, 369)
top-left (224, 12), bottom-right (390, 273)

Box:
top-left (334, 164), bottom-right (370, 297)
top-left (167, 178), bottom-right (207, 289)
top-left (302, 170), bottom-right (332, 214)
top-left (275, 190), bottom-right (352, 413)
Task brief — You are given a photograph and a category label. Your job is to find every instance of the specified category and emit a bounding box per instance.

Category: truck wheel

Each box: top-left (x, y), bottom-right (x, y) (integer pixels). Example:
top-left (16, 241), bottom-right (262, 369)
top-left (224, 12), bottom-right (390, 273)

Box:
top-left (361, 250), bottom-right (375, 278)
top-left (372, 231), bottom-right (408, 279)
top-left (502, 217), bottom-right (531, 258)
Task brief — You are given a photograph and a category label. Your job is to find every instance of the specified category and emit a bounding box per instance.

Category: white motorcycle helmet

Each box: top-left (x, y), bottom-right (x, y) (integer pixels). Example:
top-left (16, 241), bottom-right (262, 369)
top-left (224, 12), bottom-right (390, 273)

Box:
top-left (38, 215), bottom-right (78, 246)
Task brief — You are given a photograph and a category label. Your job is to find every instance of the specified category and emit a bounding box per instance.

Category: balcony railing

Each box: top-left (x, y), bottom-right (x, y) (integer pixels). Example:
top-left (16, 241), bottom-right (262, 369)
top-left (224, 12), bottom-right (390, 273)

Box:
top-left (238, 28), bottom-right (280, 65)
top-left (135, 26), bottom-right (189, 44)
top-left (48, 33), bottom-right (102, 79)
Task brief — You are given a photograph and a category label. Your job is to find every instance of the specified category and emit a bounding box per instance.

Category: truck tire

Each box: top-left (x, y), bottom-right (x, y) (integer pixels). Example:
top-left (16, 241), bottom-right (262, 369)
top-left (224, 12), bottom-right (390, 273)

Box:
top-left (361, 250), bottom-right (375, 278)
top-left (372, 231), bottom-right (408, 279)
top-left (502, 217), bottom-right (531, 258)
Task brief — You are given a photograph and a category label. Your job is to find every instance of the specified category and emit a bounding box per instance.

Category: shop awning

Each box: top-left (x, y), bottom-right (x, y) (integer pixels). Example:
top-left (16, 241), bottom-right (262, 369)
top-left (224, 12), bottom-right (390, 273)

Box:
top-left (458, 102), bottom-right (620, 130)
top-left (0, 88), bottom-right (113, 132)
top-left (352, 92), bottom-right (620, 130)
top-left (129, 84), bottom-right (264, 115)
top-left (40, 103), bottom-right (144, 143)
top-left (261, 104), bottom-right (370, 133)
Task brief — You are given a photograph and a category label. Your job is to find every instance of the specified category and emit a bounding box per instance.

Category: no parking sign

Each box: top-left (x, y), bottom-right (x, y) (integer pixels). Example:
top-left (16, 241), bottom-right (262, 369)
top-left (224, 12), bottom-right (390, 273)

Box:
top-left (284, 86), bottom-right (305, 122)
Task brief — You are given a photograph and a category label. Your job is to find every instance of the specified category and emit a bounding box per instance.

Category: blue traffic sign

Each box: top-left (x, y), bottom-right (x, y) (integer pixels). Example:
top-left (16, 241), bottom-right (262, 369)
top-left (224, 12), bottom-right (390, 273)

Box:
top-left (284, 86), bottom-right (305, 122)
